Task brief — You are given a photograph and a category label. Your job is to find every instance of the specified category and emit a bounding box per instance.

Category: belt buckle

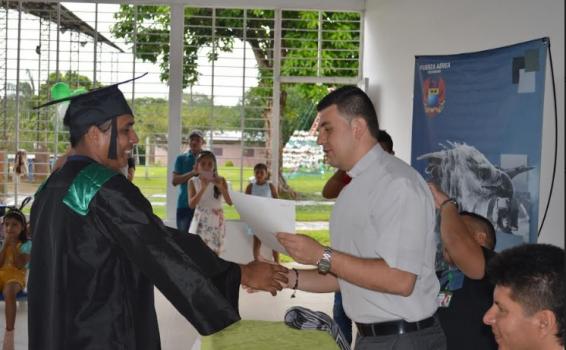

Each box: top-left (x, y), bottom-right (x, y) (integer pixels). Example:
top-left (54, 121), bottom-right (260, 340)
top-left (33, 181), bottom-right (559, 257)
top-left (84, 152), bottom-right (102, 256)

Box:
top-left (398, 322), bottom-right (406, 335)
top-left (365, 323), bottom-right (377, 337)
top-left (365, 324), bottom-right (376, 337)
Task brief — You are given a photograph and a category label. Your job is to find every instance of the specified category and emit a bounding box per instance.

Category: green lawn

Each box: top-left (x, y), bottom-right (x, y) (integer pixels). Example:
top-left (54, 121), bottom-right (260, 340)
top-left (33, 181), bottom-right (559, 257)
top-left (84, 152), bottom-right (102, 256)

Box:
top-left (133, 165), bottom-right (335, 221)
top-left (132, 165), bottom-right (331, 264)
top-left (132, 165), bottom-right (255, 195)
top-left (149, 202), bottom-right (332, 222)
top-left (133, 165), bottom-right (334, 196)
top-left (295, 204), bottom-right (332, 221)
top-left (279, 229), bottom-right (330, 263)
top-left (285, 171), bottom-right (334, 200)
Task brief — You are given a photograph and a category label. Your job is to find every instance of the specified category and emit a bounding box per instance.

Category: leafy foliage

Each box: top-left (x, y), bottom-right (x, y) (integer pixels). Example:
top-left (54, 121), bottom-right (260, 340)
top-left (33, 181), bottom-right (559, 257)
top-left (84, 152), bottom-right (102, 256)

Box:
top-left (1, 71), bottom-right (99, 153)
top-left (112, 6), bottom-right (360, 156)
top-left (133, 93), bottom-right (242, 150)
top-left (112, 7), bottom-right (360, 87)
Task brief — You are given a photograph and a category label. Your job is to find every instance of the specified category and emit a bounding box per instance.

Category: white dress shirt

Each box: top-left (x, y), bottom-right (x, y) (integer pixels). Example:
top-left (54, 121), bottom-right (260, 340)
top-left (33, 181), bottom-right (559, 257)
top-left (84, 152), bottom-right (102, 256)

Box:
top-left (331, 144), bottom-right (439, 323)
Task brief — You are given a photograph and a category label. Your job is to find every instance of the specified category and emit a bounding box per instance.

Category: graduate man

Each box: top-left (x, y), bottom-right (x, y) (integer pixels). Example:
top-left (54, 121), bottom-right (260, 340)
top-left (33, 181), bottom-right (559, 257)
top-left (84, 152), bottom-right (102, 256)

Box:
top-left (29, 75), bottom-right (287, 350)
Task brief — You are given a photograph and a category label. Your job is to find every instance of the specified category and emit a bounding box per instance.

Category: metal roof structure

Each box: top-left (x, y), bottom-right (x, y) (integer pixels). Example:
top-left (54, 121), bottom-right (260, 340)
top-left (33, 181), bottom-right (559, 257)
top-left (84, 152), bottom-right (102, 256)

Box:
top-left (2, 1), bottom-right (124, 53)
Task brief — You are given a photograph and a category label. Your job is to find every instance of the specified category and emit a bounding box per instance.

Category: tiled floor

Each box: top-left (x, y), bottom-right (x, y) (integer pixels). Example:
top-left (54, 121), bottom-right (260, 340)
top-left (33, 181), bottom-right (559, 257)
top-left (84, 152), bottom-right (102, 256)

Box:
top-left (1, 286), bottom-right (334, 350)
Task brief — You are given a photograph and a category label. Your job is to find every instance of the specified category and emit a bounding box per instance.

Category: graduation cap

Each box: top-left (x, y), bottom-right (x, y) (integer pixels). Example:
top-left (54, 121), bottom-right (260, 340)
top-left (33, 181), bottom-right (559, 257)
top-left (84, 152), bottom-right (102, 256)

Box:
top-left (35, 73), bottom-right (147, 159)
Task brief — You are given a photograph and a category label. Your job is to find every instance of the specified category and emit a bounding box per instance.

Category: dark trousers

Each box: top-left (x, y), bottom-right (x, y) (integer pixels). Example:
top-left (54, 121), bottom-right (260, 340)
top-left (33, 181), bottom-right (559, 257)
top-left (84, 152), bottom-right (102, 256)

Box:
top-left (333, 292), bottom-right (353, 344)
top-left (176, 207), bottom-right (195, 233)
top-left (355, 317), bottom-right (446, 350)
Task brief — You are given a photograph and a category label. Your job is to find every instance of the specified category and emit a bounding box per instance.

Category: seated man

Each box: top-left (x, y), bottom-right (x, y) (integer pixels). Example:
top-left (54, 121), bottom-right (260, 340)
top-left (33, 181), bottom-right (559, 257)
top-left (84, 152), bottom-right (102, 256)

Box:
top-left (429, 183), bottom-right (497, 350)
top-left (483, 244), bottom-right (564, 350)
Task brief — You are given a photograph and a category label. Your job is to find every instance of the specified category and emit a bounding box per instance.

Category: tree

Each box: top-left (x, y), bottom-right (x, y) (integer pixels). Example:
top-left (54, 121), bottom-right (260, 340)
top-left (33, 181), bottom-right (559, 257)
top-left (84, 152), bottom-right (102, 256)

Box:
top-left (132, 93), bottom-right (241, 153)
top-left (112, 6), bottom-right (360, 194)
top-left (0, 71), bottom-right (96, 153)
top-left (112, 8), bottom-right (360, 89)
top-left (37, 71), bottom-right (100, 100)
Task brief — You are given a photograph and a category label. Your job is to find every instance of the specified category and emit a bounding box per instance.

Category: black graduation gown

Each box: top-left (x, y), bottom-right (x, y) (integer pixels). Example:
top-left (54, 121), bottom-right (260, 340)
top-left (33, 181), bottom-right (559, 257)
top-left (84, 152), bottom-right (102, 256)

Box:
top-left (28, 157), bottom-right (241, 350)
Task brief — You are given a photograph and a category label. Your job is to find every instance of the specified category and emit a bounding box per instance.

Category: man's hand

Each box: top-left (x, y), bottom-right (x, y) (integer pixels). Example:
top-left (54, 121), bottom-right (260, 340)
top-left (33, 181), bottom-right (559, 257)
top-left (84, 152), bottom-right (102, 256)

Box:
top-left (428, 182), bottom-right (450, 209)
top-left (277, 232), bottom-right (324, 266)
top-left (240, 260), bottom-right (288, 296)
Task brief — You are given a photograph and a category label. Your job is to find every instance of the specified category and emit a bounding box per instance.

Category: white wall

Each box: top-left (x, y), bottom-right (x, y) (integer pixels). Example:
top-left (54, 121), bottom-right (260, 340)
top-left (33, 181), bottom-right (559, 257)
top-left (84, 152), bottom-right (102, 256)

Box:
top-left (363, 0), bottom-right (564, 247)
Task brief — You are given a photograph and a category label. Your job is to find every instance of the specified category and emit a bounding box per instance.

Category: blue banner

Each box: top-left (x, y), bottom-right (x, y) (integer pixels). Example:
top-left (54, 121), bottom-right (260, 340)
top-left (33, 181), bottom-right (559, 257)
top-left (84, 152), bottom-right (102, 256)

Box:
top-left (411, 38), bottom-right (548, 251)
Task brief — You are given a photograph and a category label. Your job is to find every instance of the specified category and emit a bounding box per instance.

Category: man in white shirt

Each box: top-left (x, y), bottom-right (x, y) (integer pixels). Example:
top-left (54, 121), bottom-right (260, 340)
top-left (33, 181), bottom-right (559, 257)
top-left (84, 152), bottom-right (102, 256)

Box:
top-left (278, 86), bottom-right (445, 349)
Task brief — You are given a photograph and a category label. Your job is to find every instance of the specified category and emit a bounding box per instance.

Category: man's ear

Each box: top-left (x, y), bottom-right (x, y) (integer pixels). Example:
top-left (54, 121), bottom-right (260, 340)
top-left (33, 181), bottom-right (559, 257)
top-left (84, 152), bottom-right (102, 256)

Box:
top-left (474, 231), bottom-right (488, 247)
top-left (84, 125), bottom-right (105, 148)
top-left (85, 126), bottom-right (98, 141)
top-left (533, 309), bottom-right (558, 340)
top-left (350, 117), bottom-right (367, 140)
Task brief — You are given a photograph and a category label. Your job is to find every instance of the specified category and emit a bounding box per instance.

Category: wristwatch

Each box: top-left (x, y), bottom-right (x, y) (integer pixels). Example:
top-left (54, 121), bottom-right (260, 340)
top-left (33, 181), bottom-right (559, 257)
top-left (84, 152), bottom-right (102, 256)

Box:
top-left (317, 247), bottom-right (333, 274)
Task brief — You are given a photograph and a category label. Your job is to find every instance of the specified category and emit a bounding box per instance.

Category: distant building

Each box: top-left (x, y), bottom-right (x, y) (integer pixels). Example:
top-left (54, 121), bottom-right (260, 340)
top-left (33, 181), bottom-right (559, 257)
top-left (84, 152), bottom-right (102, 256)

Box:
top-left (152, 130), bottom-right (269, 167)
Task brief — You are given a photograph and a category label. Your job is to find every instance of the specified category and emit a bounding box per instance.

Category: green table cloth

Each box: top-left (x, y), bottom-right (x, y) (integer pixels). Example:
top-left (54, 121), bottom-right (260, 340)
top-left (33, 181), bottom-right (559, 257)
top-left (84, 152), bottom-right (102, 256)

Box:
top-left (201, 320), bottom-right (340, 350)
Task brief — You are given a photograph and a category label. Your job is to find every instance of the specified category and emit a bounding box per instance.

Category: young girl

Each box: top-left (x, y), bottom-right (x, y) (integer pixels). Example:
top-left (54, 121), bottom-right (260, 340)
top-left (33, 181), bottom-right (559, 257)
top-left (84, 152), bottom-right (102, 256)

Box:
top-left (188, 151), bottom-right (232, 255)
top-left (245, 163), bottom-right (279, 263)
top-left (0, 207), bottom-right (31, 350)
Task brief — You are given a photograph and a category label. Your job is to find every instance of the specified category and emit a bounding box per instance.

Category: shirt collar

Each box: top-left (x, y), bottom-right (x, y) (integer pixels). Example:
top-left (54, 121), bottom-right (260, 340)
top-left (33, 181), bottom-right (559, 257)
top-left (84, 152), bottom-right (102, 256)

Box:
top-left (347, 143), bottom-right (383, 178)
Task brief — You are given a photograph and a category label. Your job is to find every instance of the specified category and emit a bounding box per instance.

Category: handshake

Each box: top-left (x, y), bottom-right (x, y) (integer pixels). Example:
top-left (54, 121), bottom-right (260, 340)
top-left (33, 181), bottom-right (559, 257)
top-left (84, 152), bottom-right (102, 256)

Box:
top-left (238, 232), bottom-right (322, 296)
top-left (239, 258), bottom-right (289, 296)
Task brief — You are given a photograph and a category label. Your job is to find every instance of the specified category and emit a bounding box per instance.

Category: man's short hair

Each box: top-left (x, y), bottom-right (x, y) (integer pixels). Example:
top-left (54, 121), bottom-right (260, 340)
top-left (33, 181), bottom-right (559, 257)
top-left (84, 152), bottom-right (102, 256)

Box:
top-left (460, 211), bottom-right (496, 250)
top-left (377, 130), bottom-right (394, 154)
top-left (487, 243), bottom-right (565, 345)
top-left (189, 130), bottom-right (204, 140)
top-left (70, 119), bottom-right (112, 147)
top-left (316, 86), bottom-right (380, 140)
top-left (253, 163), bottom-right (268, 172)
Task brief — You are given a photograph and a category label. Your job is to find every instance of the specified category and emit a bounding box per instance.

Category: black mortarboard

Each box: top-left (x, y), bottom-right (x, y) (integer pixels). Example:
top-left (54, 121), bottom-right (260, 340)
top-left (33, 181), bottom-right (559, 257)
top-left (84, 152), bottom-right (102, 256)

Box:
top-left (35, 73), bottom-right (147, 159)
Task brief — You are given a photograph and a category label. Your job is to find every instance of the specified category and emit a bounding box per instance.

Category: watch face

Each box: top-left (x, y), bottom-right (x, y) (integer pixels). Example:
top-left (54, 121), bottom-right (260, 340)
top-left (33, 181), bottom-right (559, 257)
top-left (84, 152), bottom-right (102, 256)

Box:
top-left (318, 259), bottom-right (331, 273)
top-left (317, 247), bottom-right (333, 273)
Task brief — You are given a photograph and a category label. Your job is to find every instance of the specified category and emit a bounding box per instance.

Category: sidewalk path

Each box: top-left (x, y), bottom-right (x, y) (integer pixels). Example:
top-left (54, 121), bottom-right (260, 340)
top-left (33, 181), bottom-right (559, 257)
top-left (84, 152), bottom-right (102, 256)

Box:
top-left (296, 221), bottom-right (328, 231)
top-left (295, 200), bottom-right (334, 206)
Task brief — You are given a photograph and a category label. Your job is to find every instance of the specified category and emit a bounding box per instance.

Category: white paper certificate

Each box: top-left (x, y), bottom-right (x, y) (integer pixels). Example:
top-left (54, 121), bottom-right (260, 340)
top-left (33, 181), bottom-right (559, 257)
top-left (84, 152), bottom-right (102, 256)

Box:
top-left (229, 190), bottom-right (295, 254)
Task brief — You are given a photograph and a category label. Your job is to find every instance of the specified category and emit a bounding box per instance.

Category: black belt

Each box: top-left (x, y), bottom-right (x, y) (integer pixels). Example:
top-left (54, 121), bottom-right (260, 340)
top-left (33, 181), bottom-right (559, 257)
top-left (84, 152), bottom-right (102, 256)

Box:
top-left (356, 316), bottom-right (436, 337)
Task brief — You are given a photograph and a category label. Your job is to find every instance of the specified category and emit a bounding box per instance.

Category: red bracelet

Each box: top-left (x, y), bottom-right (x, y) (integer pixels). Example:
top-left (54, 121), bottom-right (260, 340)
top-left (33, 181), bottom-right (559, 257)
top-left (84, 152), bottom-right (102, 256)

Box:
top-left (291, 268), bottom-right (299, 298)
